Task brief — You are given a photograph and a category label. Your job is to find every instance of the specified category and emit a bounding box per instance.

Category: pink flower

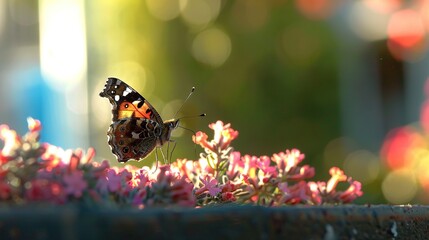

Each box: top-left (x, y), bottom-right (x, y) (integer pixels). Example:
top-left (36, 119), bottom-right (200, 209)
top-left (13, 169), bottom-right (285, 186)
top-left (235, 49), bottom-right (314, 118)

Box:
top-left (41, 144), bottom-right (65, 170)
top-left (272, 149), bottom-right (305, 174)
top-left (307, 181), bottom-right (322, 205)
top-left (326, 167), bottom-right (347, 193)
top-left (199, 175), bottom-right (221, 197)
top-left (131, 169), bottom-right (150, 188)
top-left (193, 132), bottom-right (214, 151)
top-left (25, 179), bottom-right (65, 204)
top-left (0, 124), bottom-right (21, 157)
top-left (148, 166), bottom-right (195, 207)
top-left (91, 160), bottom-right (110, 177)
top-left (339, 180), bottom-right (363, 203)
top-left (209, 121), bottom-right (238, 149)
top-left (257, 155), bottom-right (277, 176)
top-left (278, 181), bottom-right (311, 204)
top-left (287, 165), bottom-right (315, 181)
top-left (27, 117), bottom-right (41, 133)
top-left (96, 168), bottom-right (122, 193)
top-left (63, 170), bottom-right (87, 198)
top-left (227, 151), bottom-right (243, 178)
top-left (241, 154), bottom-right (259, 176)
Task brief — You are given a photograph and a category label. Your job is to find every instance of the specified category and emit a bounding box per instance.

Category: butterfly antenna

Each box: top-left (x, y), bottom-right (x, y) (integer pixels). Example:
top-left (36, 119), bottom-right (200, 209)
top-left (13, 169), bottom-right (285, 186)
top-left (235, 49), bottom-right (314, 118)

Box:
top-left (177, 113), bottom-right (206, 121)
top-left (173, 87), bottom-right (195, 119)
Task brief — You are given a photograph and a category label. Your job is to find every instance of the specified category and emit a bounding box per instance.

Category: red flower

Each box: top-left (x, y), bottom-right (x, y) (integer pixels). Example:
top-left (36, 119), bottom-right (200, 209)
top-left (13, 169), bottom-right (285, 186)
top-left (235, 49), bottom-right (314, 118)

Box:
top-left (221, 192), bottom-right (236, 201)
top-left (0, 182), bottom-right (10, 200)
top-left (25, 179), bottom-right (65, 204)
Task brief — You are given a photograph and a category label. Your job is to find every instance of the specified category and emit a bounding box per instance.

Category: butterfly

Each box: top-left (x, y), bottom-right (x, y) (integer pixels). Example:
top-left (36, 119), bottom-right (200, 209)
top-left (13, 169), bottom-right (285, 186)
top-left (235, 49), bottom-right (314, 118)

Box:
top-left (99, 77), bottom-right (180, 163)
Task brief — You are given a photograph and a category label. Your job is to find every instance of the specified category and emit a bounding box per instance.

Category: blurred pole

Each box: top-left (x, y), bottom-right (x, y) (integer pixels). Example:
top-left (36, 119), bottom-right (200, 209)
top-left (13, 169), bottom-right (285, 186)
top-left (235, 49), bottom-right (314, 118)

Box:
top-left (39, 0), bottom-right (89, 148)
top-left (405, 55), bottom-right (429, 123)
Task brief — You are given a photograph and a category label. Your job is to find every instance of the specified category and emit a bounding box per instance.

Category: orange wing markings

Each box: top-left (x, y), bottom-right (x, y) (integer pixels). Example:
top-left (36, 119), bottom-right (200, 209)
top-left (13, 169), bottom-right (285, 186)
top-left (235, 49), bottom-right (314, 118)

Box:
top-left (118, 101), bottom-right (152, 119)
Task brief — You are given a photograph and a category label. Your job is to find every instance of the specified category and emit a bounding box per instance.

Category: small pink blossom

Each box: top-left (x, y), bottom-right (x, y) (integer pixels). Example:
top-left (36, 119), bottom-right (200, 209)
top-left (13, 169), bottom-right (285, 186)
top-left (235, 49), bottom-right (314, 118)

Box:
top-left (287, 165), bottom-right (315, 181)
top-left (257, 155), bottom-right (277, 176)
top-left (193, 132), bottom-right (214, 151)
top-left (27, 117), bottom-right (41, 133)
top-left (200, 175), bottom-right (221, 197)
top-left (241, 154), bottom-right (259, 176)
top-left (0, 125), bottom-right (21, 157)
top-left (339, 180), bottom-right (363, 203)
top-left (272, 149), bottom-right (305, 174)
top-left (326, 167), bottom-right (347, 193)
top-left (278, 181), bottom-right (311, 205)
top-left (227, 151), bottom-right (244, 178)
top-left (63, 170), bottom-right (87, 198)
top-left (209, 121), bottom-right (238, 149)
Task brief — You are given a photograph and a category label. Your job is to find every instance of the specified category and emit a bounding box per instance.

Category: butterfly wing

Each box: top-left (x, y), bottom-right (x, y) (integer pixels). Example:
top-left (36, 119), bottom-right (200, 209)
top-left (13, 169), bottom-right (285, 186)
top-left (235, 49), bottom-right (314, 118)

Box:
top-left (99, 77), bottom-right (163, 123)
top-left (100, 77), bottom-right (165, 162)
top-left (107, 118), bottom-right (163, 162)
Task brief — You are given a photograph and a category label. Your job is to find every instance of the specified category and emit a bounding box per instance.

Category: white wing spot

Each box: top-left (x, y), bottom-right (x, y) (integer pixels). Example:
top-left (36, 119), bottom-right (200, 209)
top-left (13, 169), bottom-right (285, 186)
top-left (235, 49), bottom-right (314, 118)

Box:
top-left (123, 87), bottom-right (132, 96)
top-left (115, 95), bottom-right (120, 101)
top-left (132, 132), bottom-right (139, 138)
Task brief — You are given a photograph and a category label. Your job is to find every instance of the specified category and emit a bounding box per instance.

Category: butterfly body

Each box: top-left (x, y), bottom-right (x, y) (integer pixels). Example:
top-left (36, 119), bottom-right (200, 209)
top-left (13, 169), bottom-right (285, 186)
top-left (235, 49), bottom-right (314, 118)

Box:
top-left (100, 77), bottom-right (179, 162)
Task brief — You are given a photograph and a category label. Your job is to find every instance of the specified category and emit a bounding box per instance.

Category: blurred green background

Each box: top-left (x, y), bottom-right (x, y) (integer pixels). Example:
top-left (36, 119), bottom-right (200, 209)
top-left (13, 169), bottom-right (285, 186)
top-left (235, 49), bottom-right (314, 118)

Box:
top-left (1, 0), bottom-right (429, 204)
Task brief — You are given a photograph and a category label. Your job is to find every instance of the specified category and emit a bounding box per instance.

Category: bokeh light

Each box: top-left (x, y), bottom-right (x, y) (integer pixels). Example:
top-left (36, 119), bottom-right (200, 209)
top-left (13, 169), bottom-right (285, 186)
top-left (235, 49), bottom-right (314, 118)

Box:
top-left (348, 1), bottom-right (389, 41)
top-left (281, 25), bottom-right (322, 67)
top-left (180, 0), bottom-right (221, 28)
top-left (381, 126), bottom-right (426, 170)
top-left (146, 0), bottom-right (181, 21)
top-left (363, 0), bottom-right (402, 14)
top-left (295, 0), bottom-right (338, 20)
top-left (343, 150), bottom-right (380, 184)
top-left (191, 28), bottom-right (231, 67)
top-left (230, 0), bottom-right (269, 31)
top-left (387, 9), bottom-right (426, 60)
top-left (382, 169), bottom-right (418, 204)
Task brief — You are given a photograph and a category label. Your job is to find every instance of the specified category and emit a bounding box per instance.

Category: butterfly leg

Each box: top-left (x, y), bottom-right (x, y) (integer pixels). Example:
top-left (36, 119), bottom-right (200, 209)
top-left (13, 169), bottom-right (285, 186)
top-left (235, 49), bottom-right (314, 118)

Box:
top-left (153, 148), bottom-right (159, 172)
top-left (159, 146), bottom-right (167, 165)
top-left (168, 141), bottom-right (177, 164)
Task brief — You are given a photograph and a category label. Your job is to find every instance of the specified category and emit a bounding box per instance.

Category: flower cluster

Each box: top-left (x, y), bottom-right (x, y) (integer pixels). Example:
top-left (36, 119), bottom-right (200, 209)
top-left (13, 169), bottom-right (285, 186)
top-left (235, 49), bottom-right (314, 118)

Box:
top-left (0, 118), bottom-right (195, 208)
top-left (0, 118), bottom-right (362, 207)
top-left (174, 120), bottom-right (363, 206)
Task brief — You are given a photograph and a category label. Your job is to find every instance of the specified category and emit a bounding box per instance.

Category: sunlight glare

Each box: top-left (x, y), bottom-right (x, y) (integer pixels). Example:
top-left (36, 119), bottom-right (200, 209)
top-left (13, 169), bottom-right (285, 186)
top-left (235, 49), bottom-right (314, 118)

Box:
top-left (39, 0), bottom-right (87, 91)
